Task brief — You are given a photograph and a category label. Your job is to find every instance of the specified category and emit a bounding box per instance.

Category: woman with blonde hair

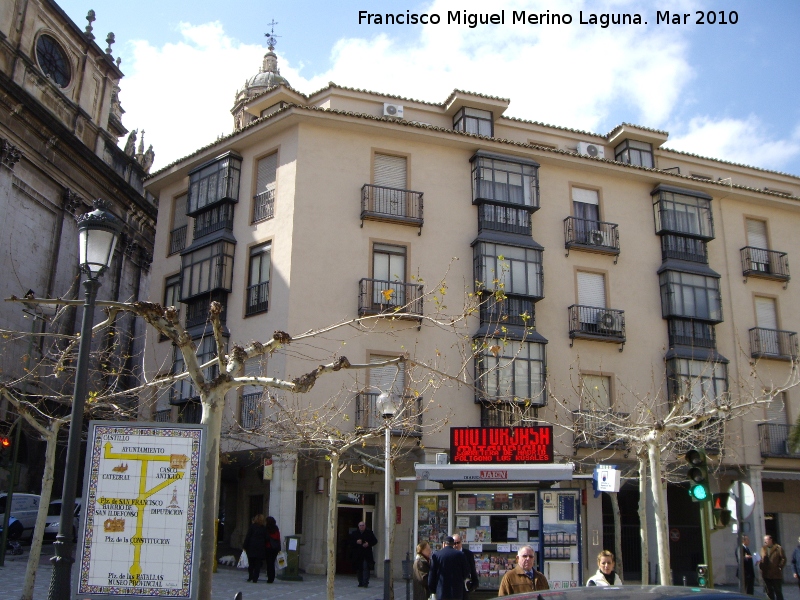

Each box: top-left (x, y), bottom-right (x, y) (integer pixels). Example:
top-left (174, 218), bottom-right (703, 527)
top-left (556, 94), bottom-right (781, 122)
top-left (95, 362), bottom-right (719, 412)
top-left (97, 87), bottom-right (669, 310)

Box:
top-left (413, 540), bottom-right (432, 600)
top-left (587, 550), bottom-right (623, 586)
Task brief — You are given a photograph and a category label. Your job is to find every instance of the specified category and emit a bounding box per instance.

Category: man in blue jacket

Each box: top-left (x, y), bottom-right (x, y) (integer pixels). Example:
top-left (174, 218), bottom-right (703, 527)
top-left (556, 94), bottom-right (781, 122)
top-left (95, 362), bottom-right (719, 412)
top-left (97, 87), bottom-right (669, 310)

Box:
top-left (428, 536), bottom-right (470, 600)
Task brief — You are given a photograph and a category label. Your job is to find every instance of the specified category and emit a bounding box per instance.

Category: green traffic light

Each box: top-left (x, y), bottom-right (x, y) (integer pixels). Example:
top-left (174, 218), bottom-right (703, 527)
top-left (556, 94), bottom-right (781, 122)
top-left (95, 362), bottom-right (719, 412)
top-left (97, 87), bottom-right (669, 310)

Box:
top-left (690, 484), bottom-right (709, 501)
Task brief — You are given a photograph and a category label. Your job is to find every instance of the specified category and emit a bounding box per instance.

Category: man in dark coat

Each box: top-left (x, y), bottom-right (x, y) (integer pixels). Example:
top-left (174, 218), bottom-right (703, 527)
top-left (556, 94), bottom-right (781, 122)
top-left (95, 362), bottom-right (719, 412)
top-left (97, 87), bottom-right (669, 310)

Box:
top-left (736, 534), bottom-right (756, 594)
top-left (428, 536), bottom-right (470, 600)
top-left (350, 521), bottom-right (378, 587)
top-left (453, 533), bottom-right (479, 599)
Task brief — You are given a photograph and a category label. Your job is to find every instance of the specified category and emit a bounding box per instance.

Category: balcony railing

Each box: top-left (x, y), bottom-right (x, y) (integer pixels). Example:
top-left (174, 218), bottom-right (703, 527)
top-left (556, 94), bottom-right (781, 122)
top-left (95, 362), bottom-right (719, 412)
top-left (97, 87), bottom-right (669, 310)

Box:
top-left (759, 423), bottom-right (800, 458)
top-left (479, 295), bottom-right (535, 329)
top-left (252, 189), bottom-right (275, 223)
top-left (358, 278), bottom-right (423, 318)
top-left (572, 410), bottom-right (629, 449)
top-left (741, 247), bottom-right (790, 283)
top-left (568, 305), bottom-right (626, 344)
top-left (661, 234), bottom-right (708, 263)
top-left (185, 293), bottom-right (226, 329)
top-left (478, 204), bottom-right (531, 236)
top-left (178, 401), bottom-right (203, 424)
top-left (564, 217), bottom-right (620, 257)
top-left (245, 282), bottom-right (269, 316)
top-left (480, 403), bottom-right (537, 427)
top-left (361, 184), bottom-right (423, 229)
top-left (153, 409), bottom-right (172, 422)
top-left (240, 392), bottom-right (262, 429)
top-left (169, 225), bottom-right (187, 255)
top-left (355, 392), bottom-right (422, 436)
top-left (653, 198), bottom-right (714, 240)
top-left (750, 327), bottom-right (799, 361)
top-left (193, 204), bottom-right (234, 239)
top-left (668, 319), bottom-right (717, 349)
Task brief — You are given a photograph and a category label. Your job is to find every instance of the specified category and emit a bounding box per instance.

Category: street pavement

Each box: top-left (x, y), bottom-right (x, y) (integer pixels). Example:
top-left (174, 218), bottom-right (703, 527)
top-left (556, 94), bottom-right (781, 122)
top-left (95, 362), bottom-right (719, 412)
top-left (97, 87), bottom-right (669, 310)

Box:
top-left (3, 545), bottom-right (800, 600)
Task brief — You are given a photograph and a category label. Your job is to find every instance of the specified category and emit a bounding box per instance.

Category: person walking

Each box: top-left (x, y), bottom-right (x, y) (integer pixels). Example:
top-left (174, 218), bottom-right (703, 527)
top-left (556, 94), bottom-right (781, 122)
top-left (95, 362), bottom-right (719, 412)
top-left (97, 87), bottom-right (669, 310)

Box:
top-left (736, 534), bottom-right (757, 595)
top-left (498, 545), bottom-right (549, 596)
top-left (242, 514), bottom-right (267, 583)
top-left (791, 537), bottom-right (800, 592)
top-left (264, 516), bottom-right (281, 583)
top-left (428, 536), bottom-right (470, 600)
top-left (350, 521), bottom-right (378, 587)
top-left (452, 534), bottom-right (479, 599)
top-left (413, 541), bottom-right (432, 600)
top-left (760, 534), bottom-right (786, 600)
top-left (587, 550), bottom-right (623, 586)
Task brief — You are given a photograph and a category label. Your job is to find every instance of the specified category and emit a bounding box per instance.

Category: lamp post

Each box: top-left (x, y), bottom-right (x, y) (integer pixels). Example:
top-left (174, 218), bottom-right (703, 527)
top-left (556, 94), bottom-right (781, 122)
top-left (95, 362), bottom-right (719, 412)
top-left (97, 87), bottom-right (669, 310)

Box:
top-left (48, 199), bottom-right (121, 600)
top-left (376, 391), bottom-right (400, 600)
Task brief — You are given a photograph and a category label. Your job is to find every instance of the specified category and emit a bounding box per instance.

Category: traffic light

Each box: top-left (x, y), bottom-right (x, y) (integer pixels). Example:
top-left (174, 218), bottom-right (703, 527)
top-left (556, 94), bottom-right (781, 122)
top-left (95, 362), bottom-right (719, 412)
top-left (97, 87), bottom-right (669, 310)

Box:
top-left (0, 435), bottom-right (10, 466)
top-left (696, 564), bottom-right (709, 587)
top-left (712, 493), bottom-right (732, 529)
top-left (685, 449), bottom-right (711, 503)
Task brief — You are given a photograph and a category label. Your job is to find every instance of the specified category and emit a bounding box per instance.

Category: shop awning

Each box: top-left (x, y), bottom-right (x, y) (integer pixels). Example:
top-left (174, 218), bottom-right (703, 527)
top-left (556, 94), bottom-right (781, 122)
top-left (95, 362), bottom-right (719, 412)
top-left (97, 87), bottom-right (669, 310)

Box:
top-left (415, 462), bottom-right (574, 483)
top-left (762, 470), bottom-right (800, 481)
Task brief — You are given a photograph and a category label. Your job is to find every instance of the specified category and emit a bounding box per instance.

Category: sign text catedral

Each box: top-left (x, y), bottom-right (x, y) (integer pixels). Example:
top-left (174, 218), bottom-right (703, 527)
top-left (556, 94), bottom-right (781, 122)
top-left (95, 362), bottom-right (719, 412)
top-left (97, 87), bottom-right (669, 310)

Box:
top-left (77, 421), bottom-right (207, 599)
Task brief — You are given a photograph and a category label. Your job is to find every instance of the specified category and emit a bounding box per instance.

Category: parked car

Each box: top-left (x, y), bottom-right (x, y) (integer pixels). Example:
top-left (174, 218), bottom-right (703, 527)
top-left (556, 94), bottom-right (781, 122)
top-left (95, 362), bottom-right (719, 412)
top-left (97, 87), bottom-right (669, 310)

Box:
top-left (44, 498), bottom-right (81, 542)
top-left (0, 493), bottom-right (40, 542)
top-left (505, 586), bottom-right (751, 600)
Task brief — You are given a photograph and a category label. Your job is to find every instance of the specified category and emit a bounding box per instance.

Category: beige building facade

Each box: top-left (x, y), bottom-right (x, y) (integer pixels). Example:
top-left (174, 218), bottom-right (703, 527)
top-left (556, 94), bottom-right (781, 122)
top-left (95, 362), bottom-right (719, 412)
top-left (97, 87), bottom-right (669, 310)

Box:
top-left (143, 49), bottom-right (800, 585)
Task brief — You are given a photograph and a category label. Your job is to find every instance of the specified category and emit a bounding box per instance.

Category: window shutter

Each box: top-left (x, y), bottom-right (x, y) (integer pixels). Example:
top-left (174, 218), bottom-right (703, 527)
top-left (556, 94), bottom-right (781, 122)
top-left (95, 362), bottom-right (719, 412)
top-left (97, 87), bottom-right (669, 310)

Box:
top-left (577, 272), bottom-right (606, 308)
top-left (242, 359), bottom-right (264, 396)
top-left (374, 154), bottom-right (407, 189)
top-left (766, 392), bottom-right (788, 425)
top-left (369, 356), bottom-right (405, 397)
top-left (746, 219), bottom-right (768, 249)
top-left (755, 297), bottom-right (778, 330)
top-left (173, 193), bottom-right (188, 229)
top-left (256, 153), bottom-right (278, 193)
top-left (572, 188), bottom-right (599, 205)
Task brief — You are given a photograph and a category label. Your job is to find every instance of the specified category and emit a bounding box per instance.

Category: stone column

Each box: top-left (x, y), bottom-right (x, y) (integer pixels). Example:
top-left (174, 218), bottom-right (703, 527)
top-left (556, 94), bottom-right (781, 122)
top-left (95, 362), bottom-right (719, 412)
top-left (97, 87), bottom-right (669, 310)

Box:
top-left (268, 453), bottom-right (298, 536)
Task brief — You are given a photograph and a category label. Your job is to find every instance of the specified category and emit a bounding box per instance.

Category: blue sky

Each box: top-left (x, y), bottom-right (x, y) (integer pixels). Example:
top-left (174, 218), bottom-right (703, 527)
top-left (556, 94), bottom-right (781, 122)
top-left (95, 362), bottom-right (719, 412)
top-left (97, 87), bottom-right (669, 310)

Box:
top-left (58, 0), bottom-right (800, 176)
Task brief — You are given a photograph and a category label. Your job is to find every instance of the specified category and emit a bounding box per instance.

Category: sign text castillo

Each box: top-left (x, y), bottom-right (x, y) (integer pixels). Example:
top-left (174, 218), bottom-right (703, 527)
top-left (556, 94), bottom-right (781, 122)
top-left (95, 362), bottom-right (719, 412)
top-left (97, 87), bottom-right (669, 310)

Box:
top-left (450, 426), bottom-right (553, 464)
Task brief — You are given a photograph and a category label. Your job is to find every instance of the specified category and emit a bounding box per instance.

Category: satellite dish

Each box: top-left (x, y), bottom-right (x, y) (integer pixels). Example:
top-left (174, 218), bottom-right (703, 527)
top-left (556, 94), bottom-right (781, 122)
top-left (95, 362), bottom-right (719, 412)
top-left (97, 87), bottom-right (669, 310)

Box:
top-left (727, 481), bottom-right (755, 520)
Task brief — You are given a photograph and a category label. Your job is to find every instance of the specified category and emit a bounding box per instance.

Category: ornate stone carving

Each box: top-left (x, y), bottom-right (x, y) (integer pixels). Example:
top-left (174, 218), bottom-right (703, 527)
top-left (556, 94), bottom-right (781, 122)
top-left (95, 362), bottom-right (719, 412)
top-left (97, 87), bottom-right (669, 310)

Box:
top-left (0, 139), bottom-right (22, 169)
top-left (61, 189), bottom-right (83, 215)
top-left (84, 10), bottom-right (96, 40)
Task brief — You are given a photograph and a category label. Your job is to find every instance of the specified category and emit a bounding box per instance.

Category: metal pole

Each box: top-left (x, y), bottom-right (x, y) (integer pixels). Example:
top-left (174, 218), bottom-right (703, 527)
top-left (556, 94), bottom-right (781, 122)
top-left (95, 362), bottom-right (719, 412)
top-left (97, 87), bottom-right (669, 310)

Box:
top-left (700, 501), bottom-right (713, 587)
top-left (47, 277), bottom-right (100, 600)
top-left (384, 422), bottom-right (392, 600)
top-left (737, 480), bottom-right (745, 594)
top-left (0, 418), bottom-right (22, 566)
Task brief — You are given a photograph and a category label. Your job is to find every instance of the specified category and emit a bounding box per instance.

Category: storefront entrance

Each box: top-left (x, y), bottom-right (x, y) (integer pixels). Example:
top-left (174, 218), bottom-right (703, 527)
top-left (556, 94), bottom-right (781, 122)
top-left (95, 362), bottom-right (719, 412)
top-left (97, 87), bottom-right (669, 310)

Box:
top-left (335, 493), bottom-right (376, 574)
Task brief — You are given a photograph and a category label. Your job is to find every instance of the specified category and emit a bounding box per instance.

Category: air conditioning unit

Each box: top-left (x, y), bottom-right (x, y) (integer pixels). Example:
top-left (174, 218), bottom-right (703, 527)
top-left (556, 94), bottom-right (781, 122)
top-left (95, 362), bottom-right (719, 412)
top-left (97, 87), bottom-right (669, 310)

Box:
top-left (577, 142), bottom-right (605, 159)
top-left (383, 103), bottom-right (404, 118)
top-left (435, 452), bottom-right (449, 465)
top-left (596, 311), bottom-right (618, 332)
top-left (589, 230), bottom-right (605, 246)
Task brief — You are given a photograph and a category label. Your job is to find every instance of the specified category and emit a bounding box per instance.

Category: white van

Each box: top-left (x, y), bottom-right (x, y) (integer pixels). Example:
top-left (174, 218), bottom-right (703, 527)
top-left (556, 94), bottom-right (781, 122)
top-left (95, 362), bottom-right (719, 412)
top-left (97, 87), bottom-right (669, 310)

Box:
top-left (0, 493), bottom-right (41, 541)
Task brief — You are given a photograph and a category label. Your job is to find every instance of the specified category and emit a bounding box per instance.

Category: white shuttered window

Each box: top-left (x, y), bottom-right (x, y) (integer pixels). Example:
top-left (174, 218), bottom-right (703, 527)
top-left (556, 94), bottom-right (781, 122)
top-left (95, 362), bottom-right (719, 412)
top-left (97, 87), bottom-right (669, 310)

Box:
top-left (577, 272), bottom-right (606, 308)
top-left (374, 154), bottom-right (407, 189)
top-left (256, 153), bottom-right (278, 193)
top-left (755, 296), bottom-right (778, 330)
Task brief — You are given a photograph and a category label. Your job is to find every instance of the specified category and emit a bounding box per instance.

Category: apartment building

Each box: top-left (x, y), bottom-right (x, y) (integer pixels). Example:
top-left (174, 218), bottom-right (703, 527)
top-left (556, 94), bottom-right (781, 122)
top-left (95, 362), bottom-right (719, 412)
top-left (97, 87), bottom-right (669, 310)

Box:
top-left (143, 46), bottom-right (800, 586)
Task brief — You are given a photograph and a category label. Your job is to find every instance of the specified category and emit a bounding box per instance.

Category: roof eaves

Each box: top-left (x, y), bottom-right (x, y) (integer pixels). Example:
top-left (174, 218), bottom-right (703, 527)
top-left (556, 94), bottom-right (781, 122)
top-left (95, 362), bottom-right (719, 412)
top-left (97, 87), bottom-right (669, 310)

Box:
top-left (499, 115), bottom-right (605, 140)
top-left (443, 88), bottom-right (511, 106)
top-left (605, 122), bottom-right (670, 139)
top-left (659, 146), bottom-right (800, 182)
top-left (307, 82), bottom-right (443, 107)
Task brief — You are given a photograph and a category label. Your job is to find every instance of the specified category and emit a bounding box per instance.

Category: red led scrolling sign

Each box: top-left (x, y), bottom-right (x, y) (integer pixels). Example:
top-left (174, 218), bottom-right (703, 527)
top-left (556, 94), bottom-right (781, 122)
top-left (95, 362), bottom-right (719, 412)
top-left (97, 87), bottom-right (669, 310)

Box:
top-left (450, 426), bottom-right (553, 464)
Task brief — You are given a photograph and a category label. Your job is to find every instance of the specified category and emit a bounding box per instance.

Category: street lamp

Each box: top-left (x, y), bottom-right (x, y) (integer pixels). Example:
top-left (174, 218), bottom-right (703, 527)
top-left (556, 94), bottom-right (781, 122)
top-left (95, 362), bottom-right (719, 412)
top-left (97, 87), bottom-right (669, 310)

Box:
top-left (376, 391), bottom-right (400, 600)
top-left (48, 199), bottom-right (121, 600)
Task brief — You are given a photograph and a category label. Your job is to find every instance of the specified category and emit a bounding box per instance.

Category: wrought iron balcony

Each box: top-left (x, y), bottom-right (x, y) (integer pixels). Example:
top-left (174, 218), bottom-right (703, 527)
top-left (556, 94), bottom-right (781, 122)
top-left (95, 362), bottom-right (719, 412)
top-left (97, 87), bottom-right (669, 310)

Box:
top-left (572, 410), bottom-right (629, 449)
top-left (564, 217), bottom-right (620, 258)
top-left (358, 278), bottom-right (423, 318)
top-left (240, 392), bottom-right (262, 429)
top-left (193, 203), bottom-right (234, 239)
top-left (479, 295), bottom-right (535, 328)
top-left (480, 403), bottom-right (537, 427)
top-left (169, 225), bottom-right (187, 255)
top-left (178, 401), bottom-right (203, 424)
top-left (568, 305), bottom-right (626, 345)
top-left (245, 282), bottom-right (269, 316)
top-left (750, 327), bottom-right (799, 361)
top-left (184, 293), bottom-right (227, 328)
top-left (668, 319), bottom-right (717, 349)
top-left (153, 409), bottom-right (173, 423)
top-left (355, 392), bottom-right (422, 436)
top-left (661, 234), bottom-right (708, 263)
top-left (653, 196), bottom-right (714, 240)
top-left (361, 184), bottom-right (423, 230)
top-left (741, 247), bottom-right (790, 283)
top-left (759, 423), bottom-right (800, 458)
top-left (478, 203), bottom-right (531, 236)
top-left (252, 189), bottom-right (275, 223)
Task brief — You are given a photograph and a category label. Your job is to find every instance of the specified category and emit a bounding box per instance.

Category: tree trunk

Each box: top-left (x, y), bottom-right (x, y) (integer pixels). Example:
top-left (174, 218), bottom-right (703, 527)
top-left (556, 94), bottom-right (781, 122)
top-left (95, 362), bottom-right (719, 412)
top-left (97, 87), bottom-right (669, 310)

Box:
top-left (196, 392), bottom-right (224, 600)
top-left (647, 437), bottom-right (671, 585)
top-left (327, 454), bottom-right (340, 600)
top-left (638, 454), bottom-right (649, 585)
top-left (21, 424), bottom-right (60, 600)
top-left (610, 492), bottom-right (623, 576)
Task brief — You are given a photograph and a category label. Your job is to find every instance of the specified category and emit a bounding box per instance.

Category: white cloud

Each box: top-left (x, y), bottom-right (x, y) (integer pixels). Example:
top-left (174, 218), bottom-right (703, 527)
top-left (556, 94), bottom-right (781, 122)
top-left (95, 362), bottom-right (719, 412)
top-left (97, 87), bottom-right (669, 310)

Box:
top-left (665, 117), bottom-right (800, 172)
top-left (119, 0), bottom-right (704, 170)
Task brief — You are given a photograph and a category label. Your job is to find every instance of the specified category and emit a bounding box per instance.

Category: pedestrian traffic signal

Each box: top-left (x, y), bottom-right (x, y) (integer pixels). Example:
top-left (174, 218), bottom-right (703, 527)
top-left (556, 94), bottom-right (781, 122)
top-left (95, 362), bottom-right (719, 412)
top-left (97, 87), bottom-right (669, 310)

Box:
top-left (0, 435), bottom-right (10, 466)
top-left (712, 493), bottom-right (732, 529)
top-left (685, 449), bottom-right (711, 503)
top-left (696, 564), bottom-right (708, 587)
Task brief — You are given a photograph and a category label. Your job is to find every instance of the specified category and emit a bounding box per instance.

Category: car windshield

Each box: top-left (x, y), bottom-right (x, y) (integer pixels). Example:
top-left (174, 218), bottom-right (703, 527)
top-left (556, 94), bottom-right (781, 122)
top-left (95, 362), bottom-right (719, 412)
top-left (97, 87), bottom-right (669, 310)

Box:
top-left (48, 503), bottom-right (62, 516)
